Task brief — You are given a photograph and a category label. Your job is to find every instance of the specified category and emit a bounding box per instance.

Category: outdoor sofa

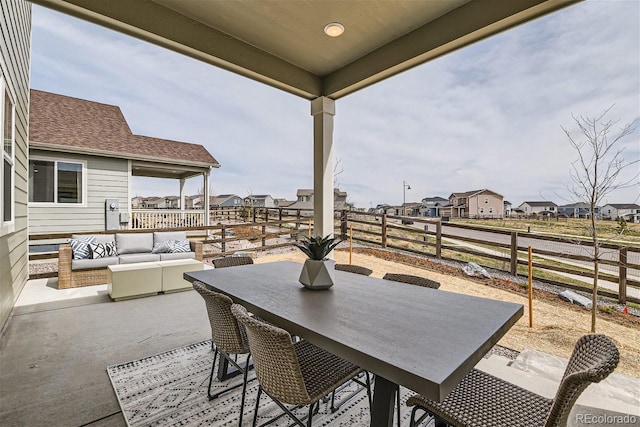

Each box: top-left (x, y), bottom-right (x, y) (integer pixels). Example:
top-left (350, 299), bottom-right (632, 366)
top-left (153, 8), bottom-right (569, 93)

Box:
top-left (58, 231), bottom-right (202, 289)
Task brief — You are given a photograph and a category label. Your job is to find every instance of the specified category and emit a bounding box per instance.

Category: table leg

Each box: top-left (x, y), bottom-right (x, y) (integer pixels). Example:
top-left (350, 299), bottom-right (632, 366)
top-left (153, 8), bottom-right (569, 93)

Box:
top-left (370, 375), bottom-right (397, 427)
top-left (216, 353), bottom-right (242, 381)
top-left (216, 353), bottom-right (253, 381)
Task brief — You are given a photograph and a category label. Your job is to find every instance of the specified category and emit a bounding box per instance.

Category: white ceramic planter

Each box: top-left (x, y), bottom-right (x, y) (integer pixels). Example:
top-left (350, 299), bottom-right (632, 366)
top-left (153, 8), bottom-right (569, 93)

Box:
top-left (299, 259), bottom-right (335, 289)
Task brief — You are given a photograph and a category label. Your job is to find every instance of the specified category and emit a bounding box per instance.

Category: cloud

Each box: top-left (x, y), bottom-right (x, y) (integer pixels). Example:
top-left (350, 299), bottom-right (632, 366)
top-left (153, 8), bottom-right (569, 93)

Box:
top-left (31, 1), bottom-right (639, 208)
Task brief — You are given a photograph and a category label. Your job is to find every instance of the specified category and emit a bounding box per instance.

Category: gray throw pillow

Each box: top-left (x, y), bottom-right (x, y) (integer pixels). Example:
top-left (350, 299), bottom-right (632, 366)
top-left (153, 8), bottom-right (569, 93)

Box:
top-left (69, 236), bottom-right (97, 260)
top-left (152, 241), bottom-right (173, 254)
top-left (170, 240), bottom-right (191, 253)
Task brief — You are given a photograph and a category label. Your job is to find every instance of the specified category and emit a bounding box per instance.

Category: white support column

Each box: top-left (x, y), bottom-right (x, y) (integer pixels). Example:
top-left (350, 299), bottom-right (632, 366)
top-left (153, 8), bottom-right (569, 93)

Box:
top-left (179, 178), bottom-right (186, 210)
top-left (203, 170), bottom-right (210, 227)
top-left (310, 96), bottom-right (335, 242)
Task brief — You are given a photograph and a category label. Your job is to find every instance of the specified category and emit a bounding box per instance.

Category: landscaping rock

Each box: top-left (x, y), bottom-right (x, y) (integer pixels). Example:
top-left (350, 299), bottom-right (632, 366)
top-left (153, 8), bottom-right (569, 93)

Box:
top-left (558, 290), bottom-right (592, 309)
top-left (462, 262), bottom-right (491, 278)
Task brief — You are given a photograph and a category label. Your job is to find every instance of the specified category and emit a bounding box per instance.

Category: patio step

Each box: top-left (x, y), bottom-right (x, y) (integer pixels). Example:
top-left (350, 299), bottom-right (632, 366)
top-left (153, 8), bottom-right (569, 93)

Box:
top-left (475, 350), bottom-right (640, 424)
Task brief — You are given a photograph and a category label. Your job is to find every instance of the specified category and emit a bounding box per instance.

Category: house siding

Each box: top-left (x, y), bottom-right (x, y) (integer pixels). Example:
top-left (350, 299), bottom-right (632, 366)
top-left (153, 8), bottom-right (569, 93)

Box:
top-left (0, 0), bottom-right (31, 329)
top-left (470, 194), bottom-right (503, 218)
top-left (28, 150), bottom-right (129, 234)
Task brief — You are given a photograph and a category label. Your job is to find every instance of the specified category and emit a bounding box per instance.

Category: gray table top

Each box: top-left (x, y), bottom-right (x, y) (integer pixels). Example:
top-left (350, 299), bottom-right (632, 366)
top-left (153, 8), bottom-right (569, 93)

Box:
top-left (186, 260), bottom-right (523, 401)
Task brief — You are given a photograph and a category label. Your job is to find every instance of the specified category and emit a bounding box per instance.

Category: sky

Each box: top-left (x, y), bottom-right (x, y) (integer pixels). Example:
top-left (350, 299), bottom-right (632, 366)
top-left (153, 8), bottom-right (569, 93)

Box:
top-left (30, 1), bottom-right (639, 210)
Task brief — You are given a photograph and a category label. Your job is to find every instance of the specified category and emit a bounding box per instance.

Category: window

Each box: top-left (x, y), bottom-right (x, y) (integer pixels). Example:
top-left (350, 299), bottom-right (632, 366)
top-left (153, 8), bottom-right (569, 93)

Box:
top-left (1, 80), bottom-right (15, 234)
top-left (29, 159), bottom-right (84, 204)
top-left (489, 207), bottom-right (494, 213)
top-left (479, 208), bottom-right (484, 214)
top-left (484, 197), bottom-right (489, 204)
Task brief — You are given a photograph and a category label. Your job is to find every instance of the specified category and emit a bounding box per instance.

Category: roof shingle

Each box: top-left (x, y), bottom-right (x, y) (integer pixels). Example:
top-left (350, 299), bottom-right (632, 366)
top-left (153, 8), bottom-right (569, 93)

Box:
top-left (29, 90), bottom-right (219, 167)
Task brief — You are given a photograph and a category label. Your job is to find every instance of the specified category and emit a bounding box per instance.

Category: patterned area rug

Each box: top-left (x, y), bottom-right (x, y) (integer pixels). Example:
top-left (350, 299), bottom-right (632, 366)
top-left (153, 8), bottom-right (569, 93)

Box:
top-left (107, 340), bottom-right (424, 426)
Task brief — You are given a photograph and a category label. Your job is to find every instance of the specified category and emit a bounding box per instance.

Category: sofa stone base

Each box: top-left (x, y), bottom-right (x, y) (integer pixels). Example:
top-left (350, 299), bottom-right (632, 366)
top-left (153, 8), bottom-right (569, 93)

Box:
top-left (107, 259), bottom-right (204, 301)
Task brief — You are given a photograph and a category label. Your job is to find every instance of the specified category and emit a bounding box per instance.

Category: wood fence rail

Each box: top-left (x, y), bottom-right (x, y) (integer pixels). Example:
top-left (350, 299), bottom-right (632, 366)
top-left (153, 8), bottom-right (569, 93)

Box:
top-left (28, 207), bottom-right (639, 304)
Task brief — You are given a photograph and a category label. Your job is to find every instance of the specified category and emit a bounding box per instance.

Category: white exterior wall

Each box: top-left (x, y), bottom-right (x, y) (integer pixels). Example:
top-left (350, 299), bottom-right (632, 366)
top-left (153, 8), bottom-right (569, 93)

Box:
top-left (0, 0), bottom-right (31, 330)
top-left (28, 150), bottom-right (129, 234)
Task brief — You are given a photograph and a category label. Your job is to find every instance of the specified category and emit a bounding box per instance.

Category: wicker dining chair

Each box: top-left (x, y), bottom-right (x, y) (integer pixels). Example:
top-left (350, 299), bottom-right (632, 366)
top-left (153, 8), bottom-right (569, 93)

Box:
top-left (192, 281), bottom-right (252, 427)
top-left (383, 273), bottom-right (441, 289)
top-left (406, 334), bottom-right (619, 427)
top-left (335, 263), bottom-right (373, 276)
top-left (231, 304), bottom-right (372, 427)
top-left (212, 256), bottom-right (254, 268)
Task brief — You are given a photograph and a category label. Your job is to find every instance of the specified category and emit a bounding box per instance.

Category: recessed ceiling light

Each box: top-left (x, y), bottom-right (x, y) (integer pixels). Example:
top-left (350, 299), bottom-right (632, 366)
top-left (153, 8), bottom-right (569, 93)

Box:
top-left (324, 22), bottom-right (345, 37)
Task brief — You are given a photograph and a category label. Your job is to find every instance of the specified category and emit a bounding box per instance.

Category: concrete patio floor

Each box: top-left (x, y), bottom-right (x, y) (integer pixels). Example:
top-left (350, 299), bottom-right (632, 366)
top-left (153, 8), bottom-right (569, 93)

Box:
top-left (0, 278), bottom-right (210, 426)
top-left (2, 262), bottom-right (638, 426)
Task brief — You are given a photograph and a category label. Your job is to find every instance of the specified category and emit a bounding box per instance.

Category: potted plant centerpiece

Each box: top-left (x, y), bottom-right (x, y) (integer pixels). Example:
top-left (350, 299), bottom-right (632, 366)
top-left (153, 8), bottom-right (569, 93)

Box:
top-left (295, 235), bottom-right (341, 289)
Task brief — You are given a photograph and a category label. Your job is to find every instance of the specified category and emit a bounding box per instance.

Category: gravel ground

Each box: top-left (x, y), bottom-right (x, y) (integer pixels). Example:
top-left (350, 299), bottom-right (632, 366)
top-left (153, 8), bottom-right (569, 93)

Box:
top-left (423, 253), bottom-right (640, 317)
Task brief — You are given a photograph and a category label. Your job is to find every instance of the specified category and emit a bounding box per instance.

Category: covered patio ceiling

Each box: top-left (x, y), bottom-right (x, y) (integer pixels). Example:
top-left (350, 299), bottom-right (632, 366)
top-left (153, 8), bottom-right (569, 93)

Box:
top-left (30, 0), bottom-right (579, 100)
top-left (29, 0), bottom-right (581, 236)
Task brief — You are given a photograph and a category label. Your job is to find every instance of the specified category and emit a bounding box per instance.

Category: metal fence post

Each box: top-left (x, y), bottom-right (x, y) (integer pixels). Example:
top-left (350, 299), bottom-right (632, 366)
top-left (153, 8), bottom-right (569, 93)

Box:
top-left (510, 232), bottom-right (518, 276)
top-left (619, 247), bottom-right (627, 304)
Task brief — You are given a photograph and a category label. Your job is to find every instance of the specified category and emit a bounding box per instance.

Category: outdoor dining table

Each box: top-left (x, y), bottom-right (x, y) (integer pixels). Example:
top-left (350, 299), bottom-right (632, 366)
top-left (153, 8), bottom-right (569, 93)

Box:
top-left (185, 261), bottom-right (523, 427)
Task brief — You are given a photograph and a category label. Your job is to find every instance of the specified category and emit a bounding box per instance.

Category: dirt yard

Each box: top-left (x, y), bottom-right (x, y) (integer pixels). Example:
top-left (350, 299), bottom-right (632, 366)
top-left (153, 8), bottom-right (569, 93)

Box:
top-left (253, 247), bottom-right (640, 378)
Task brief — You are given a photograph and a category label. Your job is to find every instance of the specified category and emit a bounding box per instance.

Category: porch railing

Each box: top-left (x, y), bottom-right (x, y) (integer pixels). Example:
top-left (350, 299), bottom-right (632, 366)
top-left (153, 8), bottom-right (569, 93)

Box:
top-left (131, 209), bottom-right (206, 229)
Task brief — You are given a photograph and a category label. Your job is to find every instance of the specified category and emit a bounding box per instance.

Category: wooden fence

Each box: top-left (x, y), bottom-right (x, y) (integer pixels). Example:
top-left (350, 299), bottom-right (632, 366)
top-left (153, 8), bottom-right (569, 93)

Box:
top-left (29, 207), bottom-right (639, 304)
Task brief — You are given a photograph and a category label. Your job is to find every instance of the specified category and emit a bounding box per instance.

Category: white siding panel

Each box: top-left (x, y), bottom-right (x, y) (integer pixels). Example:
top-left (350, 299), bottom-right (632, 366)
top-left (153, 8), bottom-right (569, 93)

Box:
top-left (28, 151), bottom-right (129, 234)
top-left (0, 0), bottom-right (31, 329)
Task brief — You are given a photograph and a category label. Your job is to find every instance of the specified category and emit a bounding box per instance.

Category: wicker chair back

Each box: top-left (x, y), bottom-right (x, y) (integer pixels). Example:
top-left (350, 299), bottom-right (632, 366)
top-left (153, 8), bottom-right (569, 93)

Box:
top-left (544, 334), bottom-right (619, 426)
top-left (382, 273), bottom-right (440, 289)
top-left (212, 256), bottom-right (254, 268)
top-left (231, 304), bottom-right (311, 405)
top-left (335, 264), bottom-right (373, 276)
top-left (192, 281), bottom-right (249, 355)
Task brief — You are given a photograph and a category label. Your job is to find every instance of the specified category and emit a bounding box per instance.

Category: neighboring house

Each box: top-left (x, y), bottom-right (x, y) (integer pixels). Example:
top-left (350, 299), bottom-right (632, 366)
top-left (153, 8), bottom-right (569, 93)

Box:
top-left (557, 203), bottom-right (600, 218)
top-left (601, 204), bottom-right (640, 223)
top-left (28, 90), bottom-right (220, 235)
top-left (370, 204), bottom-right (394, 215)
top-left (398, 202), bottom-right (422, 217)
top-left (441, 189), bottom-right (504, 219)
top-left (142, 197), bottom-right (163, 209)
top-left (287, 188), bottom-right (352, 210)
top-left (185, 195), bottom-right (202, 209)
top-left (511, 208), bottom-right (526, 217)
top-left (1, 0), bottom-right (31, 329)
top-left (244, 194), bottom-right (275, 208)
top-left (131, 196), bottom-right (145, 209)
top-left (517, 201), bottom-right (558, 216)
top-left (210, 194), bottom-right (243, 208)
top-left (274, 198), bottom-right (294, 207)
top-left (503, 200), bottom-right (512, 217)
top-left (420, 196), bottom-right (448, 217)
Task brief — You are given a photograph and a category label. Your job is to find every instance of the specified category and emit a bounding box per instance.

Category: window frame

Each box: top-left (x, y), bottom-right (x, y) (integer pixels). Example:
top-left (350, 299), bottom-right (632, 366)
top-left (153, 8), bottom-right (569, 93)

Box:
top-left (28, 156), bottom-right (87, 207)
top-left (1, 76), bottom-right (15, 236)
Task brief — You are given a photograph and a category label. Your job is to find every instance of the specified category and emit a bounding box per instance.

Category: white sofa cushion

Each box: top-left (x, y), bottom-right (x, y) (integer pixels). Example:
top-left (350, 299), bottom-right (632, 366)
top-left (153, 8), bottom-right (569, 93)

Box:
top-left (118, 253), bottom-right (161, 264)
top-left (72, 256), bottom-right (119, 270)
top-left (154, 231), bottom-right (187, 245)
top-left (159, 252), bottom-right (196, 261)
top-left (116, 233), bottom-right (153, 255)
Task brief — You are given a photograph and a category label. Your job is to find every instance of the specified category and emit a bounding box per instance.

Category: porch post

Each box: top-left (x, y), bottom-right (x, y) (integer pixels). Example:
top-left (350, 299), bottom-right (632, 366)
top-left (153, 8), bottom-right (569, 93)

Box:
top-left (179, 178), bottom-right (186, 209)
top-left (310, 96), bottom-right (335, 245)
top-left (203, 170), bottom-right (211, 227)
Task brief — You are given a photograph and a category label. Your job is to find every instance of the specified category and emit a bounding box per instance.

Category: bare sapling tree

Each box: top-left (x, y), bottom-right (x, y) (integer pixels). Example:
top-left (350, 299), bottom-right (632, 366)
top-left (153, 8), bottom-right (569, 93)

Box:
top-left (562, 105), bottom-right (638, 333)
